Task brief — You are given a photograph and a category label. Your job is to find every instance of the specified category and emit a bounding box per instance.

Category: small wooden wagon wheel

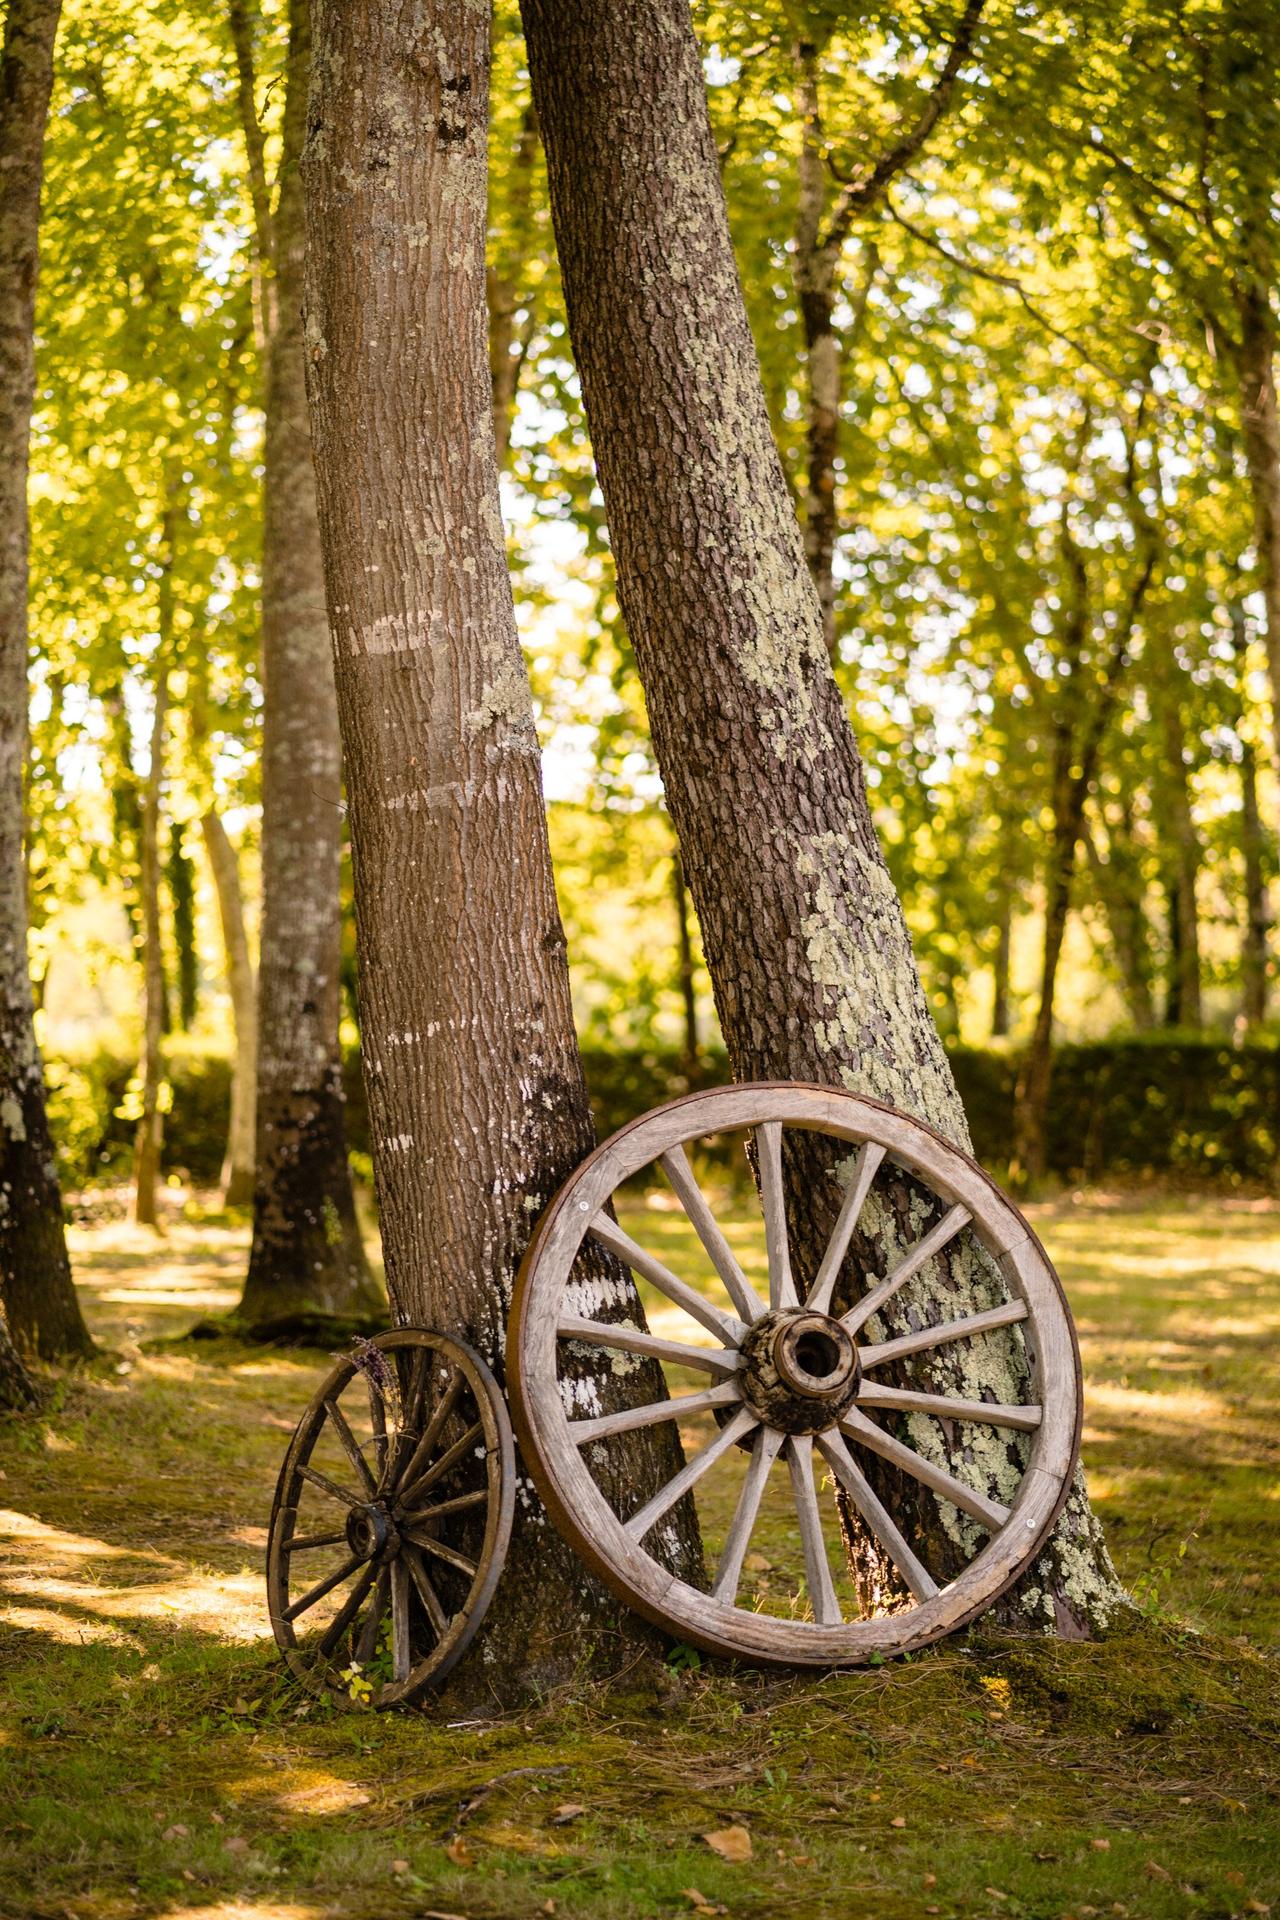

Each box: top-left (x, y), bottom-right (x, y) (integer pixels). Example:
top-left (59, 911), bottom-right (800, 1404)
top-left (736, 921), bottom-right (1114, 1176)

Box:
top-left (509, 1083), bottom-right (1081, 1667)
top-left (267, 1328), bottom-right (514, 1706)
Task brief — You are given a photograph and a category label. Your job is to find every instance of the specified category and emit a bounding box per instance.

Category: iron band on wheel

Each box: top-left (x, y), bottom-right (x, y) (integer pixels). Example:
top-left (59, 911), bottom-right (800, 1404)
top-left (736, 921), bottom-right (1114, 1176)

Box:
top-left (507, 1082), bottom-right (1082, 1667)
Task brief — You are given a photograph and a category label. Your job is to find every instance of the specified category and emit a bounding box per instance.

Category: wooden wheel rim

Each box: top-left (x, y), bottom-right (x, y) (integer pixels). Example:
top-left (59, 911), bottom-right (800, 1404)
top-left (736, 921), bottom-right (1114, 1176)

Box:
top-left (509, 1083), bottom-right (1082, 1666)
top-left (267, 1328), bottom-right (514, 1706)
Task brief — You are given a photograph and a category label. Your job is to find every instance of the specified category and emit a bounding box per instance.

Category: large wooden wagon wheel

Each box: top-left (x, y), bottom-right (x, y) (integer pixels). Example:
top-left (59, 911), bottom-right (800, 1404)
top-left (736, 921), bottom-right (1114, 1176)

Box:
top-left (509, 1083), bottom-right (1081, 1666)
top-left (267, 1328), bottom-right (514, 1706)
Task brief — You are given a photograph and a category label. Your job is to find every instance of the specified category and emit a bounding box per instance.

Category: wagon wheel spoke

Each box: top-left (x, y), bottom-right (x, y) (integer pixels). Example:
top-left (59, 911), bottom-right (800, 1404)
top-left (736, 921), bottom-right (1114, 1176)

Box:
top-left (395, 1369), bottom-right (465, 1497)
top-left (384, 1346), bottom-right (431, 1490)
top-left (403, 1487), bottom-right (489, 1524)
top-left (756, 1120), bottom-right (798, 1310)
top-left (403, 1543), bottom-right (449, 1640)
top-left (839, 1405), bottom-right (1010, 1532)
top-left (557, 1315), bottom-right (739, 1376)
top-left (805, 1142), bottom-right (885, 1315)
top-left (857, 1382), bottom-right (1042, 1432)
top-left (786, 1434), bottom-right (841, 1625)
top-left (403, 1530), bottom-right (478, 1579)
top-left (659, 1143), bottom-right (766, 1323)
top-left (859, 1299), bottom-right (1029, 1371)
top-left (324, 1396), bottom-right (378, 1499)
top-left (570, 1379), bottom-right (741, 1446)
top-left (283, 1552), bottom-right (364, 1623)
top-left (286, 1530), bottom-right (348, 1554)
top-left (712, 1425), bottom-right (785, 1604)
top-left (841, 1203), bottom-right (972, 1338)
top-left (353, 1567), bottom-right (390, 1664)
top-left (590, 1210), bottom-right (747, 1344)
top-left (399, 1420), bottom-right (485, 1510)
top-left (816, 1431), bottom-right (938, 1603)
top-left (625, 1405), bottom-right (758, 1543)
top-left (318, 1562), bottom-right (379, 1658)
top-left (390, 1558), bottom-right (412, 1682)
top-left (298, 1463), bottom-right (361, 1508)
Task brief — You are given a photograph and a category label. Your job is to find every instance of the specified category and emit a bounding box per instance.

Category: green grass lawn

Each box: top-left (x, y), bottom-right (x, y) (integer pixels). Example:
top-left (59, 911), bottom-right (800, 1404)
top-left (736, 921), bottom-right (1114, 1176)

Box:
top-left (0, 1187), bottom-right (1277, 1920)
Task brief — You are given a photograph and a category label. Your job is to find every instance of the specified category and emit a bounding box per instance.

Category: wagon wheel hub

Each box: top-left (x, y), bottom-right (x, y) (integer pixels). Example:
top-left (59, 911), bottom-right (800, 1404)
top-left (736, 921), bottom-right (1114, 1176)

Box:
top-left (345, 1501), bottom-right (399, 1564)
top-left (737, 1309), bottom-right (862, 1434)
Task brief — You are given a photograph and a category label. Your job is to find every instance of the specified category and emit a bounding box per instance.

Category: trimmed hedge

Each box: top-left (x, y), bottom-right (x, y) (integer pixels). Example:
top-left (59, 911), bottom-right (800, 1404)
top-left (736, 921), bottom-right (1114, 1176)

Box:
top-left (44, 1032), bottom-right (1280, 1192)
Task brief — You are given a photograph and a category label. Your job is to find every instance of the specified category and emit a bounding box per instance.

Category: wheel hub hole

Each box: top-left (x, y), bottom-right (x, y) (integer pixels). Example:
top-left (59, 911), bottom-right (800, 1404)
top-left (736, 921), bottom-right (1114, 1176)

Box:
top-left (794, 1328), bottom-right (842, 1379)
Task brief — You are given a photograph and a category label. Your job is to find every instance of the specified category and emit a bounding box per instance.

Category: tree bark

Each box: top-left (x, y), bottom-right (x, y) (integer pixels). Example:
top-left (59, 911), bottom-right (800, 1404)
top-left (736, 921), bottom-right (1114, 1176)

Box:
top-left (133, 656), bottom-right (169, 1230)
top-left (1236, 282), bottom-right (1280, 776)
top-left (522, 0), bottom-right (1125, 1632)
top-left (0, 0), bottom-right (92, 1361)
top-left (1239, 739), bottom-right (1270, 1027)
top-left (200, 808), bottom-right (257, 1205)
top-left (233, 0), bottom-right (376, 1327)
top-left (302, 0), bottom-right (699, 1694)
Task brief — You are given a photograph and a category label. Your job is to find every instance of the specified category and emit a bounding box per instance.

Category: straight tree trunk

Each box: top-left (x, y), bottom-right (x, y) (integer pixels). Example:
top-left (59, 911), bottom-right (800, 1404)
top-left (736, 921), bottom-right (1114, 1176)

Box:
top-left (488, 101), bottom-right (539, 468)
top-left (0, 0), bottom-right (92, 1360)
top-left (133, 660), bottom-right (169, 1229)
top-left (1012, 728), bottom-right (1076, 1183)
top-left (1157, 690), bottom-right (1202, 1028)
top-left (200, 807), bottom-right (257, 1204)
top-left (522, 0), bottom-right (1126, 1632)
top-left (990, 888), bottom-right (1012, 1037)
top-left (302, 0), bottom-right (699, 1692)
top-left (233, 0), bottom-right (376, 1327)
top-left (1239, 740), bottom-right (1270, 1027)
top-left (1236, 283), bottom-right (1280, 776)
top-left (671, 844), bottom-right (700, 1068)
top-left (1083, 814), bottom-right (1157, 1032)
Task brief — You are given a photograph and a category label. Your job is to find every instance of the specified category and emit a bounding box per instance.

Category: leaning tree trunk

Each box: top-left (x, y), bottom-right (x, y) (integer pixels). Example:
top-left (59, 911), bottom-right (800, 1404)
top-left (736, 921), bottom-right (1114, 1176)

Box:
top-left (0, 0), bottom-right (92, 1361)
top-left (302, 0), bottom-right (700, 1695)
top-left (238, 0), bottom-right (376, 1328)
top-left (522, 0), bottom-right (1126, 1632)
top-left (200, 807), bottom-right (257, 1204)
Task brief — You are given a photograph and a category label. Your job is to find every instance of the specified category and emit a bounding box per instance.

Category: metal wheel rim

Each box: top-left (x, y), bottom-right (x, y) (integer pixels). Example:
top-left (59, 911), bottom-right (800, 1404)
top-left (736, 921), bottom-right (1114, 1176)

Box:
top-left (509, 1082), bottom-right (1082, 1666)
top-left (267, 1327), bottom-right (514, 1706)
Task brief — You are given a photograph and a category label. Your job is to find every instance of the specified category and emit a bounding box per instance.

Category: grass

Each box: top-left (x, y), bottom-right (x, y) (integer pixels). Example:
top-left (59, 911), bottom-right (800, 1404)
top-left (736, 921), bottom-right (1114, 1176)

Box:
top-left (0, 1186), bottom-right (1277, 1920)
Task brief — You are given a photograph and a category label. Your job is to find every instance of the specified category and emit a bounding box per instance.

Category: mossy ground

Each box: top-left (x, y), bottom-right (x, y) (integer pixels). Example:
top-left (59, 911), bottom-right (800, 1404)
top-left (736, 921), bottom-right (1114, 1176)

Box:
top-left (1, 1188), bottom-right (1277, 1920)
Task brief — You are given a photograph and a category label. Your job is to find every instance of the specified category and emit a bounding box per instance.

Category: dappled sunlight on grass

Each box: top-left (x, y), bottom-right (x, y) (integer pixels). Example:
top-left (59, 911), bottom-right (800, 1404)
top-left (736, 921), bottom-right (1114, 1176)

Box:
top-left (0, 1186), bottom-right (1276, 1917)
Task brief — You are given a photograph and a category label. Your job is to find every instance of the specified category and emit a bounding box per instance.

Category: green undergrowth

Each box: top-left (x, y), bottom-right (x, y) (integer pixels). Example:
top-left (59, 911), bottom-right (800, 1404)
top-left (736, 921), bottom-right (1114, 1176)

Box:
top-left (1, 1191), bottom-right (1277, 1919)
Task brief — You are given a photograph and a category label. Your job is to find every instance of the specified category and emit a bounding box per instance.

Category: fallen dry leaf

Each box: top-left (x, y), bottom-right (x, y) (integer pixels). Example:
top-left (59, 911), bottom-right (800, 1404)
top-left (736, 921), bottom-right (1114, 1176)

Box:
top-left (682, 1893), bottom-right (726, 1917)
top-left (1227, 1871), bottom-right (1246, 1887)
top-left (890, 1816), bottom-right (906, 1829)
top-left (744, 1553), bottom-right (772, 1572)
top-left (420, 1911), bottom-right (470, 1920)
top-left (1244, 1902), bottom-right (1271, 1916)
top-left (702, 1824), bottom-right (752, 1863)
top-left (162, 1824), bottom-right (188, 1841)
top-left (985, 1891), bottom-right (1008, 1903)
top-left (223, 1837), bottom-right (249, 1856)
top-left (444, 1835), bottom-right (474, 1867)
top-left (1144, 1861), bottom-right (1172, 1882)
top-left (553, 1802), bottom-right (587, 1825)
top-left (391, 1859), bottom-right (410, 1874)
top-left (923, 1874), bottom-right (937, 1889)
top-left (1091, 1837), bottom-right (1111, 1852)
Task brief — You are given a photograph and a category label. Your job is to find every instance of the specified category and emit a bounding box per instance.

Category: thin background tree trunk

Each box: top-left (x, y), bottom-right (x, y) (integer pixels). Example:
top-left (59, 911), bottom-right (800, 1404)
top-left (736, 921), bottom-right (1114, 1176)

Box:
top-left (521, 0), bottom-right (1126, 1632)
top-left (1239, 740), bottom-right (1270, 1027)
top-left (1237, 282), bottom-right (1280, 776)
top-left (230, 0), bottom-right (375, 1326)
top-left (200, 807), bottom-right (257, 1204)
top-left (133, 650), bottom-right (169, 1229)
top-left (0, 0), bottom-right (91, 1360)
top-left (302, 0), bottom-right (699, 1694)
